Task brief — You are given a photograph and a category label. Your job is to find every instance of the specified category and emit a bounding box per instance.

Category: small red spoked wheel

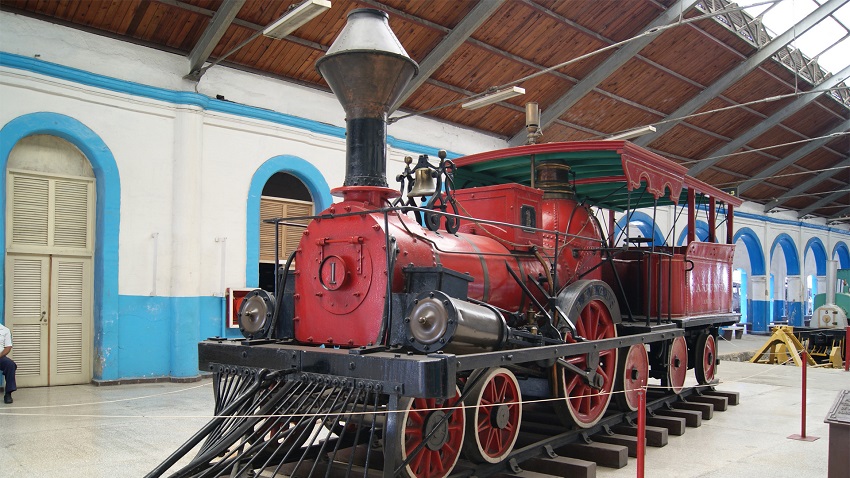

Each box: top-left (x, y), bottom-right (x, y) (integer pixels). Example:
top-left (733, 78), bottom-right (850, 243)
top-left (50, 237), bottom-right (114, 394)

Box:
top-left (397, 386), bottom-right (465, 478)
top-left (695, 332), bottom-right (717, 384)
top-left (554, 299), bottom-right (618, 428)
top-left (614, 344), bottom-right (649, 411)
top-left (666, 336), bottom-right (688, 394)
top-left (462, 368), bottom-right (522, 464)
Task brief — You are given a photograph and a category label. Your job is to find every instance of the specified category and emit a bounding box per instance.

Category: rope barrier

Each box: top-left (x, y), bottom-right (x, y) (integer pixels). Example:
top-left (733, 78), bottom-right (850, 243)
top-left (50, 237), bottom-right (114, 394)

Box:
top-left (0, 355), bottom-right (802, 420)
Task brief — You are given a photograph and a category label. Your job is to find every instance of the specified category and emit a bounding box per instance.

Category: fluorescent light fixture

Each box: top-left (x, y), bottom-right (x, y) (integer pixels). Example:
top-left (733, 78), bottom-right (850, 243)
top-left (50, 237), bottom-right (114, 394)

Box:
top-left (606, 125), bottom-right (657, 141)
top-left (262, 0), bottom-right (331, 39)
top-left (462, 86), bottom-right (525, 110)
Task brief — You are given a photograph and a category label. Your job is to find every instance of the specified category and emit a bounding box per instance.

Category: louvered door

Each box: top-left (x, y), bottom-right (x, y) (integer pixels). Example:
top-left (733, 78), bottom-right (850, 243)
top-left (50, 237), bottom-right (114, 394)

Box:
top-left (48, 256), bottom-right (92, 385)
top-left (6, 171), bottom-right (94, 255)
top-left (260, 196), bottom-right (312, 266)
top-left (4, 255), bottom-right (50, 387)
top-left (5, 170), bottom-right (94, 386)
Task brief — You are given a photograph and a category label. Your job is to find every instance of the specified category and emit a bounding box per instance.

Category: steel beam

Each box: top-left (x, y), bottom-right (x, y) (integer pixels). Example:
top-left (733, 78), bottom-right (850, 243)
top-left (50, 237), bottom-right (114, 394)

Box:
top-left (761, 157), bottom-right (850, 212)
top-left (793, 190), bottom-right (849, 217)
top-left (830, 206), bottom-right (850, 219)
top-left (634, 0), bottom-right (845, 147)
top-left (738, 118), bottom-right (850, 194)
top-left (186, 0), bottom-right (246, 77)
top-left (688, 66), bottom-right (850, 176)
top-left (507, 0), bottom-right (699, 146)
top-left (390, 0), bottom-right (505, 113)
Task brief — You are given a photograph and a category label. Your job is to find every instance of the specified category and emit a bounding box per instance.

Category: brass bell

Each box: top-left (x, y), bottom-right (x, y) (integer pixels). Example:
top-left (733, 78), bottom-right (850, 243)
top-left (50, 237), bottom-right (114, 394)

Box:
top-left (408, 167), bottom-right (437, 198)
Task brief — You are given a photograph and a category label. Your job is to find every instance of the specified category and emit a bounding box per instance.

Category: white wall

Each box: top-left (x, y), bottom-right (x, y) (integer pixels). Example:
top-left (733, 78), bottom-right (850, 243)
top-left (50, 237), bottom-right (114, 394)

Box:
top-left (1, 11), bottom-right (507, 298)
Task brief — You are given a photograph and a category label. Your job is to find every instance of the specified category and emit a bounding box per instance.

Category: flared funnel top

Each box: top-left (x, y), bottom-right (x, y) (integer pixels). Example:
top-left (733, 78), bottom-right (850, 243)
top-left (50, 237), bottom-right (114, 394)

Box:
top-left (316, 8), bottom-right (419, 120)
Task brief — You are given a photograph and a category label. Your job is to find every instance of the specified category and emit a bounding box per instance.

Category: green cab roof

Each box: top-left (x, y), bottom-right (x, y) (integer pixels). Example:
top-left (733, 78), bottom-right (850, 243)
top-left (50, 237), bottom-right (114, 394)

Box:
top-left (452, 141), bottom-right (741, 212)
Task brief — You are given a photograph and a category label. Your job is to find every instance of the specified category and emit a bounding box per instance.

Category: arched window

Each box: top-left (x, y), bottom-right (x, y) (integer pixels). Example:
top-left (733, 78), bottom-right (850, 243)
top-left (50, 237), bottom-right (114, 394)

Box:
top-left (258, 173), bottom-right (313, 292)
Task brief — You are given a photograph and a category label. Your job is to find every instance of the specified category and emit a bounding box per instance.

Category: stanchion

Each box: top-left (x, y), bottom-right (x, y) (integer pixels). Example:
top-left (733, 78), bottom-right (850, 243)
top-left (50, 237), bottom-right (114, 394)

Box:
top-left (788, 350), bottom-right (819, 441)
top-left (637, 388), bottom-right (646, 478)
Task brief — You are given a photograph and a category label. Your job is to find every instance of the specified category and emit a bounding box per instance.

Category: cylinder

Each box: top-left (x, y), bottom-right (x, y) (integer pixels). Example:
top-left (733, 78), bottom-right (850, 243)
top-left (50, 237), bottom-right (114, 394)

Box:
top-left (525, 102), bottom-right (540, 128)
top-left (826, 259), bottom-right (837, 306)
top-left (406, 291), bottom-right (507, 354)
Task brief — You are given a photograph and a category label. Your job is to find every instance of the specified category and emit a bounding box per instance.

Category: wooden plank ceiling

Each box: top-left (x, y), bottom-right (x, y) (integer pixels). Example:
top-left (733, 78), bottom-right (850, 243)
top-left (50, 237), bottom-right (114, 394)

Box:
top-left (2, 0), bottom-right (848, 220)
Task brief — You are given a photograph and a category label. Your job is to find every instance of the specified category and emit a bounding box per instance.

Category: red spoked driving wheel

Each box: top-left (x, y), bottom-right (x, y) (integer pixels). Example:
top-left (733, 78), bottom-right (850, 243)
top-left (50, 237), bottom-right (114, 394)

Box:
top-left (462, 368), bottom-right (522, 464)
top-left (396, 386), bottom-right (465, 478)
top-left (614, 344), bottom-right (649, 411)
top-left (695, 332), bottom-right (717, 384)
top-left (555, 299), bottom-right (618, 428)
top-left (666, 336), bottom-right (688, 394)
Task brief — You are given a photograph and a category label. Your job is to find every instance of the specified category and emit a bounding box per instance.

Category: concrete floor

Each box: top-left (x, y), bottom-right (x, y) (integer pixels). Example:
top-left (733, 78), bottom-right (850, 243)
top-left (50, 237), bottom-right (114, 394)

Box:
top-left (0, 334), bottom-right (846, 478)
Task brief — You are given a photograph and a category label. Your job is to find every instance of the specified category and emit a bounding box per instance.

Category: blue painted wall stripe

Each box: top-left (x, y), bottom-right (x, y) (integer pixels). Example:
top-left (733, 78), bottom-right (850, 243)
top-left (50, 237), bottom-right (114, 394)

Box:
top-left (0, 52), bottom-right (463, 159)
top-left (751, 300), bottom-right (769, 333)
top-left (693, 204), bottom-right (850, 237)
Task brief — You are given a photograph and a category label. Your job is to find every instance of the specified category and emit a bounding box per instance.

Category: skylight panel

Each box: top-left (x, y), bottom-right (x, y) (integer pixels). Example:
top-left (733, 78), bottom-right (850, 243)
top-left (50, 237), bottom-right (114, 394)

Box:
top-left (763, 0), bottom-right (818, 36)
top-left (818, 37), bottom-right (850, 72)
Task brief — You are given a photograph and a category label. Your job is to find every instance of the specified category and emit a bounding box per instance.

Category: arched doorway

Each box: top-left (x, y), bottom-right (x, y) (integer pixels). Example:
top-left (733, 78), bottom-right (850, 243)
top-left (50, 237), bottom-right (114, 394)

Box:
top-left (677, 220), bottom-right (713, 245)
top-left (1, 112), bottom-right (120, 381)
top-left (770, 233), bottom-right (801, 326)
top-left (833, 241), bottom-right (850, 269)
top-left (733, 228), bottom-right (765, 331)
top-left (614, 211), bottom-right (665, 247)
top-left (4, 135), bottom-right (95, 387)
top-left (803, 237), bottom-right (827, 325)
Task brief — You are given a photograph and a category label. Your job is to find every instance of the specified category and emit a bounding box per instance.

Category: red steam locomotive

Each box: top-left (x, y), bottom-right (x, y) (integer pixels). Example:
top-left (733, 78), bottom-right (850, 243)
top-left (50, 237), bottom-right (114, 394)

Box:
top-left (150, 8), bottom-right (742, 478)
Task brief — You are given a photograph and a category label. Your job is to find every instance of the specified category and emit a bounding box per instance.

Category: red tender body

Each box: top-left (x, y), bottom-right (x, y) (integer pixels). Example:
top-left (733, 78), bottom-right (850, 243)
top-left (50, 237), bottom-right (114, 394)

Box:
top-left (604, 242), bottom-right (735, 318)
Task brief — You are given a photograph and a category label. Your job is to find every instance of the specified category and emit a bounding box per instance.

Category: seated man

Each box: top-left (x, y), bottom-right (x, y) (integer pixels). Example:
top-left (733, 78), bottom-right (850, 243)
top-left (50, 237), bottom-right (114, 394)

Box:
top-left (0, 322), bottom-right (16, 404)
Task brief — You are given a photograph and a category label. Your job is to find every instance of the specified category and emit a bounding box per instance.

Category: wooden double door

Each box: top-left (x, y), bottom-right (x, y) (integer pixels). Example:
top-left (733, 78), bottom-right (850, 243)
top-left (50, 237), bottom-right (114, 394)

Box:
top-left (5, 170), bottom-right (94, 387)
top-left (5, 254), bottom-right (92, 387)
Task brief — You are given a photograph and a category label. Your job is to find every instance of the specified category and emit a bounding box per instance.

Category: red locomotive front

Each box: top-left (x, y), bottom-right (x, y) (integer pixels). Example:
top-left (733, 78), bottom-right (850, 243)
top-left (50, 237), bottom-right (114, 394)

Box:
top-left (293, 178), bottom-right (604, 349)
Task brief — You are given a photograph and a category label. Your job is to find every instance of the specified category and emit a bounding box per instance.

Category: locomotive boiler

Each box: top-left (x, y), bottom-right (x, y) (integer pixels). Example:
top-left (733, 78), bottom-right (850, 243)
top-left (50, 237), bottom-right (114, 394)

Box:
top-left (150, 8), bottom-right (741, 478)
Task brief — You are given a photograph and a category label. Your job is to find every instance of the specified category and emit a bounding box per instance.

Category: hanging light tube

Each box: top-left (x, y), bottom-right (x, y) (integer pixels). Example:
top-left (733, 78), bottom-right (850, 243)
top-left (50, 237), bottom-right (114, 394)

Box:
top-left (606, 125), bottom-right (657, 141)
top-left (461, 86), bottom-right (525, 110)
top-left (263, 0), bottom-right (332, 39)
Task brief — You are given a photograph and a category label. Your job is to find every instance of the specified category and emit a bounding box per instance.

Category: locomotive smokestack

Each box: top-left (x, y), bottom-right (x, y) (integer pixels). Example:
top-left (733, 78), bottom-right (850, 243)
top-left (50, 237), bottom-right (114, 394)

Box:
top-left (316, 9), bottom-right (419, 189)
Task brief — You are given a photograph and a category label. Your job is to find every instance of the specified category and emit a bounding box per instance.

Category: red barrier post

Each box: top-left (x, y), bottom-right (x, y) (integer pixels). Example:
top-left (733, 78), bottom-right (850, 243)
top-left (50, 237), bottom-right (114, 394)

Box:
top-left (788, 350), bottom-right (819, 441)
top-left (845, 326), bottom-right (849, 372)
top-left (637, 388), bottom-right (646, 478)
top-left (802, 350), bottom-right (807, 438)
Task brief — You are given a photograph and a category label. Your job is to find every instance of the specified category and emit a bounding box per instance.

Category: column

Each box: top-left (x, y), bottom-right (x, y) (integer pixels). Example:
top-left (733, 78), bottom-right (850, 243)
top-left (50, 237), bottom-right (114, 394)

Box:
top-left (786, 275), bottom-right (803, 327)
top-left (750, 275), bottom-right (769, 332)
top-left (170, 105), bottom-right (204, 378)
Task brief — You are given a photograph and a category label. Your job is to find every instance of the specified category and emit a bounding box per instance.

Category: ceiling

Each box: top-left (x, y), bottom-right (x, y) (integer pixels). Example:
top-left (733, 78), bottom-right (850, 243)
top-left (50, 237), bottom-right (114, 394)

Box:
top-left (2, 0), bottom-right (849, 220)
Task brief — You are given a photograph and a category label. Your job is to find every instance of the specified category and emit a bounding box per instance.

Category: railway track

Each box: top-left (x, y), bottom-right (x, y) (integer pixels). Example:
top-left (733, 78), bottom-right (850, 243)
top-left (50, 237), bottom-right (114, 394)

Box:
top-left (149, 365), bottom-right (738, 478)
top-left (279, 386), bottom-right (739, 478)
